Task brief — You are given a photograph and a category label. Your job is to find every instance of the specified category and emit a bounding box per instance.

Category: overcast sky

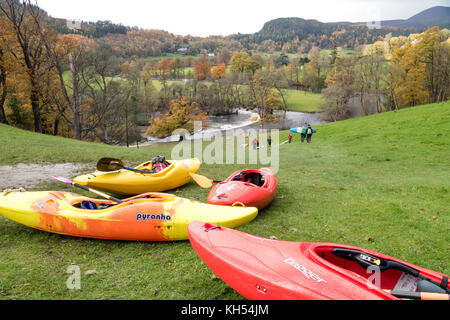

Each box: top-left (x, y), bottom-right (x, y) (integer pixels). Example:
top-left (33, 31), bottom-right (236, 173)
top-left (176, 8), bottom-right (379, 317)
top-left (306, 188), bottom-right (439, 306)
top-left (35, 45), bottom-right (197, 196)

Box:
top-left (35, 0), bottom-right (450, 37)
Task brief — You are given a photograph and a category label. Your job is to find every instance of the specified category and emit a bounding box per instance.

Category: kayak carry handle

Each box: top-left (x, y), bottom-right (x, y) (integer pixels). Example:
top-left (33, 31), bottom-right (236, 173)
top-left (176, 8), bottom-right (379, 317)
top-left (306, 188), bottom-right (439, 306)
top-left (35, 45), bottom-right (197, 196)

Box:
top-left (232, 202), bottom-right (246, 207)
top-left (205, 226), bottom-right (222, 232)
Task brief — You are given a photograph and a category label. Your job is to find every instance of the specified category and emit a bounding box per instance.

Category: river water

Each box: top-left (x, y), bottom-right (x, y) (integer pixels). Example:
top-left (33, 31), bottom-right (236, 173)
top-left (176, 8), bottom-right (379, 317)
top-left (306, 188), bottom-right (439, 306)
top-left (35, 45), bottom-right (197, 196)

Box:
top-left (139, 109), bottom-right (326, 145)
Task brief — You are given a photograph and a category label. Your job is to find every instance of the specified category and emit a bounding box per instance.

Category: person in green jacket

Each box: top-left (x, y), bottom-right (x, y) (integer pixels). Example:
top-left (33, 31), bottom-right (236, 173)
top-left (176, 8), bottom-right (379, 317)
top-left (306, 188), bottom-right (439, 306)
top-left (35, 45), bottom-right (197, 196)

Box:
top-left (301, 122), bottom-right (307, 143)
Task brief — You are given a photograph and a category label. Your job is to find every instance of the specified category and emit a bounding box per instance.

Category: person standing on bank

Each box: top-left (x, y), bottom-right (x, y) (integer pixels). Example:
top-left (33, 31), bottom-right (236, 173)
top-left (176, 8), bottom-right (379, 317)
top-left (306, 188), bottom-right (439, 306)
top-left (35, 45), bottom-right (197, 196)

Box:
top-left (306, 125), bottom-right (314, 143)
top-left (252, 138), bottom-right (258, 149)
top-left (301, 122), bottom-right (307, 143)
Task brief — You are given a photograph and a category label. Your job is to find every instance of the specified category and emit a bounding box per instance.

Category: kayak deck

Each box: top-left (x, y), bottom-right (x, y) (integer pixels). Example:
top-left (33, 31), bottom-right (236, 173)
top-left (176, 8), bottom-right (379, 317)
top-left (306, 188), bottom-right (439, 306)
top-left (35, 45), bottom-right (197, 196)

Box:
top-left (188, 222), bottom-right (449, 300)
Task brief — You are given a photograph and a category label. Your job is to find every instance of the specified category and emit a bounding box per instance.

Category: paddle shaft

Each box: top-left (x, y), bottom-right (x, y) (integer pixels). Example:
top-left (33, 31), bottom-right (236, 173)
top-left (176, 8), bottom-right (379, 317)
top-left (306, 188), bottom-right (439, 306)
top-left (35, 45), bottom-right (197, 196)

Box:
top-left (72, 181), bottom-right (123, 204)
top-left (97, 158), bottom-right (149, 174)
top-left (387, 290), bottom-right (449, 300)
top-left (122, 166), bottom-right (148, 174)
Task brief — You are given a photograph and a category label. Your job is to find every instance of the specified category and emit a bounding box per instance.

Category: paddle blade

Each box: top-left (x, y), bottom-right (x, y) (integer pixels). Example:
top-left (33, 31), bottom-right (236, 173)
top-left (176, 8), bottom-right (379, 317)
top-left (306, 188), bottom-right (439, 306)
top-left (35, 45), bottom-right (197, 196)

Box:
top-left (52, 176), bottom-right (73, 185)
top-left (97, 158), bottom-right (125, 172)
top-left (189, 172), bottom-right (213, 189)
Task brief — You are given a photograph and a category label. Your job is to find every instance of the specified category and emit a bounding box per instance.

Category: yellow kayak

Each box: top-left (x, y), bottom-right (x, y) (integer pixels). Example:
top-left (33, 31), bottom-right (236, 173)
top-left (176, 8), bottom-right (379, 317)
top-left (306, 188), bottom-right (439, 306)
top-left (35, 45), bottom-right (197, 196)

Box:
top-left (0, 191), bottom-right (258, 241)
top-left (73, 158), bottom-right (201, 195)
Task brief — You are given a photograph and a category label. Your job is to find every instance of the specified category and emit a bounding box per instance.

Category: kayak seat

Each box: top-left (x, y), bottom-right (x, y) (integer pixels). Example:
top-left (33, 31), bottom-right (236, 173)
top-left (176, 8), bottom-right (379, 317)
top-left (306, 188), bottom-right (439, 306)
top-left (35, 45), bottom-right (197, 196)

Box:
top-left (81, 201), bottom-right (98, 210)
top-left (232, 172), bottom-right (265, 187)
top-left (76, 201), bottom-right (114, 210)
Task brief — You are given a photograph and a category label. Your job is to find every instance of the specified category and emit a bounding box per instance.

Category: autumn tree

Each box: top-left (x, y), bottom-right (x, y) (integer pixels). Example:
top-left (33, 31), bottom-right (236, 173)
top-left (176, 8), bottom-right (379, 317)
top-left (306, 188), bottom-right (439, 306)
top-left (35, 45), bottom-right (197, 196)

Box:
top-left (146, 97), bottom-right (208, 138)
top-left (194, 55), bottom-right (211, 80)
top-left (419, 27), bottom-right (450, 104)
top-left (0, 46), bottom-right (8, 124)
top-left (320, 57), bottom-right (354, 121)
top-left (229, 52), bottom-right (261, 75)
top-left (38, 30), bottom-right (96, 139)
top-left (81, 48), bottom-right (122, 142)
top-left (212, 63), bottom-right (226, 80)
top-left (392, 43), bottom-right (428, 107)
top-left (248, 69), bottom-right (283, 121)
top-left (353, 46), bottom-right (386, 115)
top-left (302, 47), bottom-right (326, 93)
top-left (0, 0), bottom-right (48, 132)
top-left (216, 48), bottom-right (231, 65)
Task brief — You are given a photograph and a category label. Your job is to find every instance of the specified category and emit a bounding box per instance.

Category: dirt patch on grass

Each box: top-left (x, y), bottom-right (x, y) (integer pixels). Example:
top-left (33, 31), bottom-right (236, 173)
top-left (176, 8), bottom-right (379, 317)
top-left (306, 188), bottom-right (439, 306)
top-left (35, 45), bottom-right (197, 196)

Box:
top-left (0, 163), bottom-right (89, 190)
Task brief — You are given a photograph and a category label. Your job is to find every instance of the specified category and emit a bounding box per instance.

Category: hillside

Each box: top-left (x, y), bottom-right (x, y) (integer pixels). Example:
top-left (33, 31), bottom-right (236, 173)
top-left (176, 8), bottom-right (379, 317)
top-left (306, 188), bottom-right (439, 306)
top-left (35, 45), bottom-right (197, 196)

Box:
top-left (0, 123), bottom-right (177, 165)
top-left (0, 101), bottom-right (448, 299)
top-left (248, 17), bottom-right (399, 48)
top-left (380, 6), bottom-right (450, 29)
top-left (236, 6), bottom-right (449, 49)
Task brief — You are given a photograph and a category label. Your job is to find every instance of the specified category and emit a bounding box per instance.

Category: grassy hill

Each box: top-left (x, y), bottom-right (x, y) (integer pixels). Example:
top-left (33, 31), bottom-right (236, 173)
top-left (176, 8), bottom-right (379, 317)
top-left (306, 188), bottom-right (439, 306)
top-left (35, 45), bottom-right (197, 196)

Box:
top-left (0, 101), bottom-right (448, 299)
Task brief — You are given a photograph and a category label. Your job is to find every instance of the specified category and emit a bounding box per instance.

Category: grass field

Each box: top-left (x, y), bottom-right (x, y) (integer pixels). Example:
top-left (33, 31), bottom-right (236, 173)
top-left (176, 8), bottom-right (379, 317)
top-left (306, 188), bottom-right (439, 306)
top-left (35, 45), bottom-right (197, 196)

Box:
top-left (0, 101), bottom-right (448, 299)
top-left (284, 89), bottom-right (324, 112)
top-left (150, 79), bottom-right (324, 113)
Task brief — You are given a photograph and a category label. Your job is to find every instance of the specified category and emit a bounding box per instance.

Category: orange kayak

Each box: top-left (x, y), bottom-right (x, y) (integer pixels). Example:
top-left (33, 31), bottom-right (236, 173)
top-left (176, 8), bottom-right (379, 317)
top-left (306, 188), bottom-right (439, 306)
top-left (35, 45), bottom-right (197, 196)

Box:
top-left (0, 191), bottom-right (258, 241)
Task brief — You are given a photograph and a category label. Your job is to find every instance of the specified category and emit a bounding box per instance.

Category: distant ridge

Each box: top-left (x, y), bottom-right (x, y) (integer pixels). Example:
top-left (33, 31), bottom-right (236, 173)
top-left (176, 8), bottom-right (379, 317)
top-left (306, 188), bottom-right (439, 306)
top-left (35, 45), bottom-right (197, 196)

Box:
top-left (355, 6), bottom-right (450, 29)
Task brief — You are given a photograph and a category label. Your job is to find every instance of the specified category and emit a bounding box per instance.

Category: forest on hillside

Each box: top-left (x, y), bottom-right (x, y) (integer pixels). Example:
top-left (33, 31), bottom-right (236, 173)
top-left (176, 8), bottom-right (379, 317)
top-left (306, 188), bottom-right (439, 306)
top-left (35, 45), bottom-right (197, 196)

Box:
top-left (0, 0), bottom-right (449, 144)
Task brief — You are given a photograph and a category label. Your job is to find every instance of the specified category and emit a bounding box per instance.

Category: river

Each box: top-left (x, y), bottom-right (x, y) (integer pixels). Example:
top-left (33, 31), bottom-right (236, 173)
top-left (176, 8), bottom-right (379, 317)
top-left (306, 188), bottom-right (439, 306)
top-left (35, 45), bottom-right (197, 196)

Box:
top-left (138, 109), bottom-right (326, 145)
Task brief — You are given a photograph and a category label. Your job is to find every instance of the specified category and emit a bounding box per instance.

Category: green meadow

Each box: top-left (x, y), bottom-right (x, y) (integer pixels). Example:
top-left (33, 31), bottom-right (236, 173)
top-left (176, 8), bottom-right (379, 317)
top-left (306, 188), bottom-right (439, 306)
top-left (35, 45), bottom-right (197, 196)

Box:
top-left (150, 79), bottom-right (324, 113)
top-left (0, 101), bottom-right (448, 299)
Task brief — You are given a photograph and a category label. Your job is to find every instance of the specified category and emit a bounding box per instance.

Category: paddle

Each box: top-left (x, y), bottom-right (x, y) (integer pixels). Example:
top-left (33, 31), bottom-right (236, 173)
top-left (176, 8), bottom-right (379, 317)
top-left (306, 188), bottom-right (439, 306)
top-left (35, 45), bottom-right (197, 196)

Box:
top-left (385, 290), bottom-right (449, 301)
top-left (52, 176), bottom-right (123, 204)
top-left (189, 172), bottom-right (222, 189)
top-left (97, 158), bottom-right (148, 174)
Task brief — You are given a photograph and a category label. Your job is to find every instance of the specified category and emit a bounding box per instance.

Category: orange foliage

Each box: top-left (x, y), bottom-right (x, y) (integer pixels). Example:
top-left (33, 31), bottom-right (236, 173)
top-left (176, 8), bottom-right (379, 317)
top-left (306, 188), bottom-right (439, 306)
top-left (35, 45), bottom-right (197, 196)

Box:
top-left (146, 97), bottom-right (208, 138)
top-left (212, 63), bottom-right (227, 80)
top-left (194, 55), bottom-right (211, 80)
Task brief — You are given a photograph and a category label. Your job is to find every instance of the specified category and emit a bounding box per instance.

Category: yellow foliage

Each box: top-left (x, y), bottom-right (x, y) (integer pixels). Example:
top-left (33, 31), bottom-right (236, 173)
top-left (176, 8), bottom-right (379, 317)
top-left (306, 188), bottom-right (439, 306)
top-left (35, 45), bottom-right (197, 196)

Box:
top-left (146, 97), bottom-right (208, 138)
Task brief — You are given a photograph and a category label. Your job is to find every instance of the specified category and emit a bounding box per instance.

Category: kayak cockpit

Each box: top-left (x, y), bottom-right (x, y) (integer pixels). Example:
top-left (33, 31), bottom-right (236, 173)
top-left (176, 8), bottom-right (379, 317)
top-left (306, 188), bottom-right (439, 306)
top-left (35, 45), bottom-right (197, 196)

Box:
top-left (313, 245), bottom-right (449, 296)
top-left (70, 193), bottom-right (176, 211)
top-left (72, 200), bottom-right (114, 210)
top-left (231, 171), bottom-right (266, 187)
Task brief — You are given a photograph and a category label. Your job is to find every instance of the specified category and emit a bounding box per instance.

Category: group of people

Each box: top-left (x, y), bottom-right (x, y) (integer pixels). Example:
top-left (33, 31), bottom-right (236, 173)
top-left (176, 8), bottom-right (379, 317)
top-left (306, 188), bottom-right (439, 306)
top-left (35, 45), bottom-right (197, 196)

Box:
top-left (251, 121), bottom-right (314, 148)
top-left (287, 122), bottom-right (314, 144)
top-left (301, 123), bottom-right (314, 144)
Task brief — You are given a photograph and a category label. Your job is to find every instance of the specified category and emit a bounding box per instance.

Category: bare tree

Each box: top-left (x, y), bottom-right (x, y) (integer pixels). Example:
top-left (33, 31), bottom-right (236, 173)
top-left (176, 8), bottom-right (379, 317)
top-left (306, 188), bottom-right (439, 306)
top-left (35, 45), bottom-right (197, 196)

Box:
top-left (320, 57), bottom-right (354, 122)
top-left (0, 0), bottom-right (46, 132)
top-left (0, 47), bottom-right (8, 124)
top-left (81, 49), bottom-right (122, 141)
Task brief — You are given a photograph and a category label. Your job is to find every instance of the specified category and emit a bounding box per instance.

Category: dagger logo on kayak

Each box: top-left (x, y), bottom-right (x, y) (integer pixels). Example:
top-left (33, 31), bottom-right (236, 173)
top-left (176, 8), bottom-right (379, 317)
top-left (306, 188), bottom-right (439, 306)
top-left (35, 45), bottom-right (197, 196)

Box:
top-left (136, 213), bottom-right (172, 222)
top-left (284, 258), bottom-right (327, 284)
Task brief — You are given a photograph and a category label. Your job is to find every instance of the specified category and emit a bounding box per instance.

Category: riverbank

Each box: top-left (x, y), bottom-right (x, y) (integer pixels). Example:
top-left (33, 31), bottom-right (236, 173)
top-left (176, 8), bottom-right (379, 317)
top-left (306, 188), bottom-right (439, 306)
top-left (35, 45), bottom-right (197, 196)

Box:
top-left (138, 108), bottom-right (326, 146)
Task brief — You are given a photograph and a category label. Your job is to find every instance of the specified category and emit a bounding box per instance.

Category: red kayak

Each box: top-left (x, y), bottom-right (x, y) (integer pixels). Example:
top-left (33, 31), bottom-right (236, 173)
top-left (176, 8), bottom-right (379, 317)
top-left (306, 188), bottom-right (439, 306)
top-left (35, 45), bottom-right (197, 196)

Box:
top-left (207, 168), bottom-right (278, 210)
top-left (188, 221), bottom-right (450, 300)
